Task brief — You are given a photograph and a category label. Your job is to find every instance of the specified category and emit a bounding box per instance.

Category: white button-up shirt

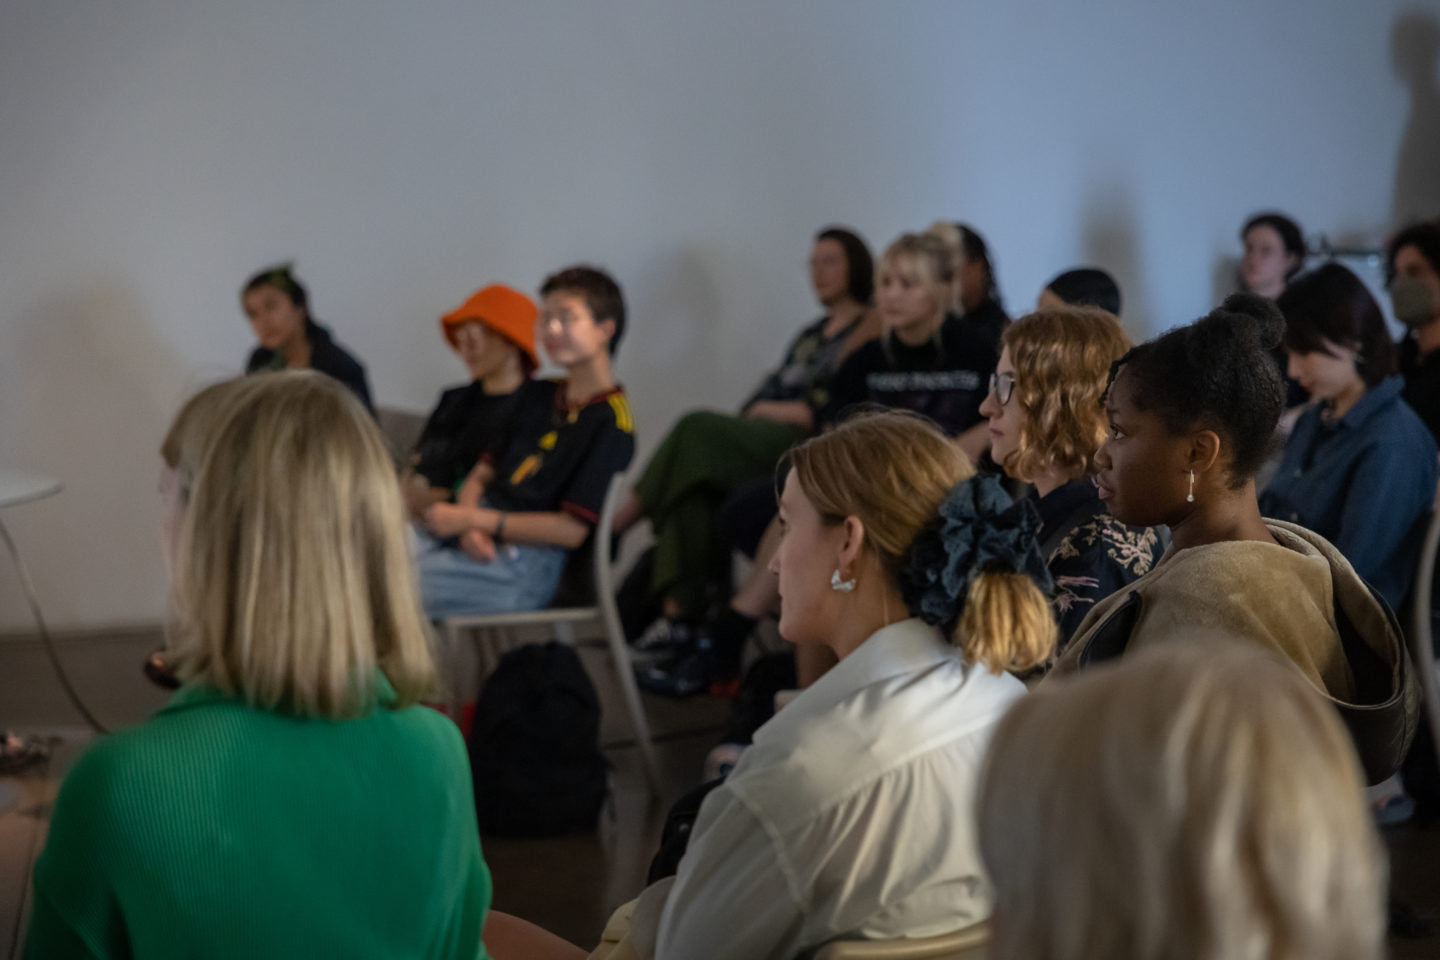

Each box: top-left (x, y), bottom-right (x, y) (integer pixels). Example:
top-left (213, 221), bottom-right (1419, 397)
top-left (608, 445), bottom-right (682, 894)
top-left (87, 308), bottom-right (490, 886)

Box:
top-left (653, 618), bottom-right (1025, 960)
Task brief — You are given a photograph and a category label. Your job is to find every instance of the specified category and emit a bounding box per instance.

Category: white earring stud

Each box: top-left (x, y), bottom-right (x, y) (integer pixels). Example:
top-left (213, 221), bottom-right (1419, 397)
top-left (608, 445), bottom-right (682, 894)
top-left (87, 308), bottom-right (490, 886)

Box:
top-left (830, 570), bottom-right (857, 593)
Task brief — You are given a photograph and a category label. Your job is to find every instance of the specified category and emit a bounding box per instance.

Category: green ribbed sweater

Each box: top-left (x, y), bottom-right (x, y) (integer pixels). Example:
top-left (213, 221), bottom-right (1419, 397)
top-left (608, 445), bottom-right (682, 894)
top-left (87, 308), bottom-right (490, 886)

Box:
top-left (24, 675), bottom-right (491, 959)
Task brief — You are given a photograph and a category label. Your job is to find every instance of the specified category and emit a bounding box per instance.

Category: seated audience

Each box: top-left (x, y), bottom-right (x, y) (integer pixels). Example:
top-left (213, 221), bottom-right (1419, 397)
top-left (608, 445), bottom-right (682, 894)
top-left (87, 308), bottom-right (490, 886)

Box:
top-left (1260, 263), bottom-right (1438, 613)
top-left (646, 411), bottom-right (1055, 959)
top-left (418, 266), bottom-right (634, 617)
top-left (615, 227), bottom-right (877, 655)
top-left (979, 308), bottom-right (1162, 652)
top-left (980, 642), bottom-right (1385, 960)
top-left (242, 263), bottom-right (373, 411)
top-left (1036, 266), bottom-right (1122, 316)
top-left (926, 220), bottom-right (1009, 350)
top-left (1238, 211), bottom-right (1309, 408)
top-left (638, 232), bottom-right (998, 695)
top-left (1388, 220), bottom-right (1440, 442)
top-left (1054, 294), bottom-right (1418, 784)
top-left (402, 284), bottom-right (540, 522)
top-left (1239, 211), bottom-right (1307, 299)
top-left (26, 373), bottom-right (488, 958)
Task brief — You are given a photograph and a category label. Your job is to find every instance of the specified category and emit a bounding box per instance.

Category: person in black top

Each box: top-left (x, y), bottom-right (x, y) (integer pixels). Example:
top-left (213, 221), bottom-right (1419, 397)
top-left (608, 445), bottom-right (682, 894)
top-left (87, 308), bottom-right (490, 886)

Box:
top-left (927, 220), bottom-right (1009, 352)
top-left (242, 263), bottom-right (373, 412)
top-left (418, 266), bottom-right (635, 617)
top-left (1388, 221), bottom-right (1440, 443)
top-left (401, 284), bottom-right (540, 522)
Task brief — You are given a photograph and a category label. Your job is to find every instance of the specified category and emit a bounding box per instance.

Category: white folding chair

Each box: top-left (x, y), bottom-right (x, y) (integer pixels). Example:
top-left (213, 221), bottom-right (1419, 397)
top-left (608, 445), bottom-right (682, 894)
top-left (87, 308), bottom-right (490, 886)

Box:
top-left (438, 472), bottom-right (662, 796)
top-left (1406, 497), bottom-right (1440, 770)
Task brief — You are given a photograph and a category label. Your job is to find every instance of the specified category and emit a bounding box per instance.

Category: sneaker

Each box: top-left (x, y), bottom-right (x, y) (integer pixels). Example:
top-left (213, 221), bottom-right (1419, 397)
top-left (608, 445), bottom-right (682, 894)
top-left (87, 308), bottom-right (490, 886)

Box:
top-left (635, 647), bottom-right (738, 699)
top-left (629, 618), bottom-right (699, 665)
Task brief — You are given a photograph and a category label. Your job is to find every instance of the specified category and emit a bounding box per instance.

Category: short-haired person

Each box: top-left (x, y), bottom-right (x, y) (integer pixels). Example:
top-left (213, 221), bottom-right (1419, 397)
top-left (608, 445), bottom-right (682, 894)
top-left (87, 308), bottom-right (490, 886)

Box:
top-left (1388, 220), bottom-right (1440, 442)
top-left (1260, 263), bottom-right (1438, 613)
top-left (1036, 267), bottom-right (1122, 316)
top-left (402, 284), bottom-right (541, 522)
top-left (978, 308), bottom-right (1162, 652)
top-left (926, 220), bottom-right (1009, 350)
top-left (614, 228), bottom-right (878, 666)
top-left (1054, 295), bottom-right (1418, 784)
top-left (980, 642), bottom-right (1386, 960)
top-left (243, 263), bottom-right (374, 411)
top-left (646, 411), bottom-right (1055, 959)
top-left (1239, 212), bottom-right (1310, 409)
top-left (25, 373), bottom-right (489, 958)
top-left (1240, 211), bottom-right (1307, 300)
top-left (419, 266), bottom-right (635, 617)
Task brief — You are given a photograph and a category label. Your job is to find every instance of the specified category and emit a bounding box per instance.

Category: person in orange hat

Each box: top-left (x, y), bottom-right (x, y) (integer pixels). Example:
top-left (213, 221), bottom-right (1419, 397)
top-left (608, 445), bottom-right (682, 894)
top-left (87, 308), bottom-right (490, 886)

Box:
top-left (400, 284), bottom-right (541, 522)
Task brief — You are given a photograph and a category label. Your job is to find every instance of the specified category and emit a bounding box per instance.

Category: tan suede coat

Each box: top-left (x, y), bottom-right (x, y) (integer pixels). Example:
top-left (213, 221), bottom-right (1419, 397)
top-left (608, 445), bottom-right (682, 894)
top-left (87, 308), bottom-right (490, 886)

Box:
top-left (1052, 520), bottom-right (1418, 782)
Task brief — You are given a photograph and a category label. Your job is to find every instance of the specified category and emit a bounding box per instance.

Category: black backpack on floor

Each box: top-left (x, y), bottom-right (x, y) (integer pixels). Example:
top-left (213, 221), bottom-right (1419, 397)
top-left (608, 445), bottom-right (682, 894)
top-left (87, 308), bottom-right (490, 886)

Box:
top-left (468, 641), bottom-right (609, 837)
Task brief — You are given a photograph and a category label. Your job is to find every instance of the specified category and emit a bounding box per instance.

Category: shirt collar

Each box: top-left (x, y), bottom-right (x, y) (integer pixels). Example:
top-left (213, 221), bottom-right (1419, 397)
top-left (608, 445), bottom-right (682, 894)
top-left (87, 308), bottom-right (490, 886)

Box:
top-left (552, 379), bottom-right (625, 413)
top-left (1325, 375), bottom-right (1404, 429)
top-left (162, 668), bottom-right (399, 716)
top-left (1033, 478), bottom-right (1099, 539)
top-left (755, 618), bottom-right (956, 746)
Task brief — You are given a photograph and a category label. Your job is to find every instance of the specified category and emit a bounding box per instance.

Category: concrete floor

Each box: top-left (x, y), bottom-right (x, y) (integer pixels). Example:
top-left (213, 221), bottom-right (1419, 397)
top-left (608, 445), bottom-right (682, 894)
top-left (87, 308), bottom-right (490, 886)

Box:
top-left (1, 627), bottom-right (1437, 957)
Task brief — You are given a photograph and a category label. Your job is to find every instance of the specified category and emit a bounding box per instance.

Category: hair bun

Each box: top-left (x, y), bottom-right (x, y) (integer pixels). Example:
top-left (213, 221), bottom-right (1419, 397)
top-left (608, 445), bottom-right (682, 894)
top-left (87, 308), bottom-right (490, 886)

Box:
top-left (1211, 293), bottom-right (1286, 350)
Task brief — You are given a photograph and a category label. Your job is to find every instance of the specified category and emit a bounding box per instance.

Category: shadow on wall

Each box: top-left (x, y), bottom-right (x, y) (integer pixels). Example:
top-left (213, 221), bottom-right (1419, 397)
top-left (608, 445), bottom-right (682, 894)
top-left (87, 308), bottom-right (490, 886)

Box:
top-left (625, 247), bottom-right (726, 446)
top-left (1080, 184), bottom-right (1143, 324)
top-left (1392, 10), bottom-right (1440, 227)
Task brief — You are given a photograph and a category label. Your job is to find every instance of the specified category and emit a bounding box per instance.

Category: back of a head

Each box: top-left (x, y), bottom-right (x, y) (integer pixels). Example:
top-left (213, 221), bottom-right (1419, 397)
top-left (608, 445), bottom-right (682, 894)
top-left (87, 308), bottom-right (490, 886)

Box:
top-left (170, 372), bottom-right (435, 718)
top-left (1044, 268), bottom-right (1123, 316)
top-left (1113, 294), bottom-right (1286, 486)
top-left (1277, 262), bottom-right (1396, 387)
top-left (1001, 308), bottom-right (1132, 483)
top-left (979, 641), bottom-right (1384, 960)
top-left (788, 410), bottom-right (1055, 672)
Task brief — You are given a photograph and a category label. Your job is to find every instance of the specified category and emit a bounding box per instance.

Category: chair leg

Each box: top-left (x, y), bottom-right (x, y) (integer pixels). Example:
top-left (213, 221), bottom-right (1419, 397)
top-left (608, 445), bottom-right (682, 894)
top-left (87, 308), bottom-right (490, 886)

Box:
top-left (444, 621), bottom-right (466, 721)
top-left (601, 613), bottom-right (663, 797)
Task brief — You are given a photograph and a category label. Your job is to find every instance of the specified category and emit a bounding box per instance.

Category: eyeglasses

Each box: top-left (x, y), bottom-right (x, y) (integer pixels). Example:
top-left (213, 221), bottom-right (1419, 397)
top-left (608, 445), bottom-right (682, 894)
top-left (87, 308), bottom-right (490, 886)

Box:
top-left (989, 371), bottom-right (1016, 406)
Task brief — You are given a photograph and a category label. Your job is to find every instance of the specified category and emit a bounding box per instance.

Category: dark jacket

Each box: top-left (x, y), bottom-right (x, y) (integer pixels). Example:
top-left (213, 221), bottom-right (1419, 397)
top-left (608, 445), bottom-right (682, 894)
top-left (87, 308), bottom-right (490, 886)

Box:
top-left (1259, 376), bottom-right (1437, 612)
top-left (247, 319), bottom-right (373, 413)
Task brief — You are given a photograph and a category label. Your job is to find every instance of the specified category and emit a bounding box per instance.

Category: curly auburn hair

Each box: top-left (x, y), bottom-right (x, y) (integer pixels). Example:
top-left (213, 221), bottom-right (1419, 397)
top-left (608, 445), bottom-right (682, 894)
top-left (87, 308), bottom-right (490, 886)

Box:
top-left (1000, 308), bottom-right (1130, 483)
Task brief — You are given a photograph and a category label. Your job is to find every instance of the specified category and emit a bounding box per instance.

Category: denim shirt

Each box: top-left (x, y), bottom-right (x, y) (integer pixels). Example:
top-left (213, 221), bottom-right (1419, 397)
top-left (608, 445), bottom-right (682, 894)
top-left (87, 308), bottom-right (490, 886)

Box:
top-left (1259, 376), bottom-right (1438, 611)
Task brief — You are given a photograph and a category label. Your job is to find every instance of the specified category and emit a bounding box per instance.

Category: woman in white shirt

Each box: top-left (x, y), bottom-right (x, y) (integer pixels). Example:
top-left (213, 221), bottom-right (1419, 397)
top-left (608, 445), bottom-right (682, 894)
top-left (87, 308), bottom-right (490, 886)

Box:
top-left (652, 410), bottom-right (1057, 960)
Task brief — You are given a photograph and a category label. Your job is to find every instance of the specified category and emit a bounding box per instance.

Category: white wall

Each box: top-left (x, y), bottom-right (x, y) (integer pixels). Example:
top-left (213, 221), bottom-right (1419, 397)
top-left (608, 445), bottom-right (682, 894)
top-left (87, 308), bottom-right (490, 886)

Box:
top-left (0, 0), bottom-right (1434, 631)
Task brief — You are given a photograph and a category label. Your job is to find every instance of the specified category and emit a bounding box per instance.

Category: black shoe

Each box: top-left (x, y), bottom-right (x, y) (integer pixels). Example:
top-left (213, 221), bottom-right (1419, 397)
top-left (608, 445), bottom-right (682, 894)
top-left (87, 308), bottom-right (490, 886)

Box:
top-left (143, 651), bottom-right (181, 691)
top-left (635, 648), bottom-right (735, 699)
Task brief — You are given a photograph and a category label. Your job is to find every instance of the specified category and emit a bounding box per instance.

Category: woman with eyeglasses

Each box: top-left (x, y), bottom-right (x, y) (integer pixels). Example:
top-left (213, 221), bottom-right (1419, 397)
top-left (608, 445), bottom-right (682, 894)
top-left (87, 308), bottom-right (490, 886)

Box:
top-left (978, 307), bottom-right (1163, 658)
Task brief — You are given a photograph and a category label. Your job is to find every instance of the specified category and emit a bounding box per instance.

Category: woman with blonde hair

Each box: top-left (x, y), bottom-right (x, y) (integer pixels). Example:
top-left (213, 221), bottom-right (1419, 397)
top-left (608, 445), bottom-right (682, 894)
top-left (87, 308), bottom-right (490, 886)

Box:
top-left (978, 308), bottom-right (1163, 654)
top-left (646, 410), bottom-right (1056, 959)
top-left (979, 640), bottom-right (1386, 960)
top-left (26, 372), bottom-right (491, 959)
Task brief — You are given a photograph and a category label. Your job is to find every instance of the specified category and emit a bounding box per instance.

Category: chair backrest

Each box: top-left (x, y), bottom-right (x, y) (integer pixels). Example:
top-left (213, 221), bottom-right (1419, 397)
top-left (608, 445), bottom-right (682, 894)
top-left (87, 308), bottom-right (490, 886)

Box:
top-left (813, 923), bottom-right (990, 960)
top-left (375, 406), bottom-right (428, 468)
top-left (1407, 498), bottom-right (1440, 764)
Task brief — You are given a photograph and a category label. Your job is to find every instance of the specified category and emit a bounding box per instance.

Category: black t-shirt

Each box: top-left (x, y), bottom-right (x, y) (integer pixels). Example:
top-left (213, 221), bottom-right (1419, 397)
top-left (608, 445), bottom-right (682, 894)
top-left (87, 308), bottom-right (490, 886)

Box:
top-left (412, 381), bottom-right (528, 490)
top-left (1399, 335), bottom-right (1440, 444)
top-left (485, 379), bottom-right (636, 523)
top-left (821, 313), bottom-right (998, 435)
top-left (962, 297), bottom-right (1009, 352)
top-left (246, 319), bottom-right (374, 413)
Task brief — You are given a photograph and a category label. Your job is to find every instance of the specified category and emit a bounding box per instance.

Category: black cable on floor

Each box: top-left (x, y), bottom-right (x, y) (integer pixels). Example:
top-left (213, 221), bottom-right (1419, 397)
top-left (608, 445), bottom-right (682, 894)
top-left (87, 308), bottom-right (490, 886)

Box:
top-left (0, 519), bottom-right (107, 735)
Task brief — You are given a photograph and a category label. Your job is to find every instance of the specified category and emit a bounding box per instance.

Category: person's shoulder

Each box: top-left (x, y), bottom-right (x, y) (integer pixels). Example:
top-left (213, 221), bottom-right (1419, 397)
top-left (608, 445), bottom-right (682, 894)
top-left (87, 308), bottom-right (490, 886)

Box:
top-left (940, 312), bottom-right (997, 360)
top-left (577, 386), bottom-right (635, 436)
top-left (386, 702), bottom-right (469, 763)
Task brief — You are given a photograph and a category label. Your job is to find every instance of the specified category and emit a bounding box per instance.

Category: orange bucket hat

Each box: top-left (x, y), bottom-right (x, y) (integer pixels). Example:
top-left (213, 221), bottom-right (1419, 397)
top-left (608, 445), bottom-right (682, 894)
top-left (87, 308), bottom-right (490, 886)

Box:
top-left (440, 284), bottom-right (539, 368)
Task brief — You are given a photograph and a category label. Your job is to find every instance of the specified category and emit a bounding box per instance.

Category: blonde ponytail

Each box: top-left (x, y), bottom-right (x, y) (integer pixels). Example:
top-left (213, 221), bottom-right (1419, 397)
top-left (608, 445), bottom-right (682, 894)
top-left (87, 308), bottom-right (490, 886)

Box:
top-left (957, 572), bottom-right (1056, 674)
